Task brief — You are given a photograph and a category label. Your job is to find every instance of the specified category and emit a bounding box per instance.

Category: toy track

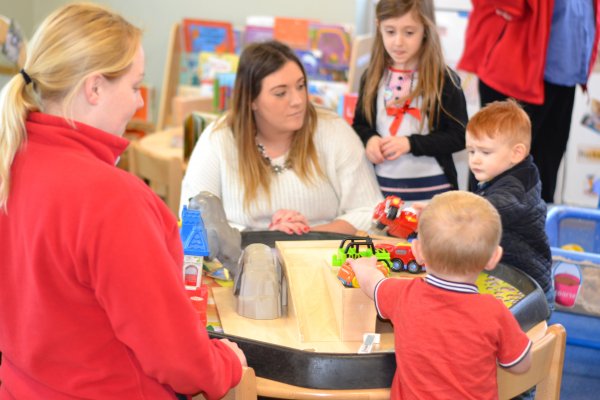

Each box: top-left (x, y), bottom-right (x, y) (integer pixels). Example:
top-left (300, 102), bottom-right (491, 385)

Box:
top-left (209, 260), bottom-right (549, 390)
top-left (208, 330), bottom-right (396, 389)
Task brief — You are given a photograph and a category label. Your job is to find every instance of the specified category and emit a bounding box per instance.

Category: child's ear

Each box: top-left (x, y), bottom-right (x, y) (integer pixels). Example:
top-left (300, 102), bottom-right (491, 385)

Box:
top-left (510, 143), bottom-right (527, 163)
top-left (412, 239), bottom-right (426, 265)
top-left (483, 246), bottom-right (503, 271)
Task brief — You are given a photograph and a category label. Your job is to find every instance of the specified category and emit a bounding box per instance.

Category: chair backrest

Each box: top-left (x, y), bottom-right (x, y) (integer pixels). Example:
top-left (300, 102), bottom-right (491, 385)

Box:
top-left (128, 139), bottom-right (184, 216)
top-left (497, 323), bottom-right (567, 400)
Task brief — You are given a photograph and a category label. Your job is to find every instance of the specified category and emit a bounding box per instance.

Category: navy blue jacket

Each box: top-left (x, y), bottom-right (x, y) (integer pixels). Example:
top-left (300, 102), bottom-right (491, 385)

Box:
top-left (473, 155), bottom-right (553, 293)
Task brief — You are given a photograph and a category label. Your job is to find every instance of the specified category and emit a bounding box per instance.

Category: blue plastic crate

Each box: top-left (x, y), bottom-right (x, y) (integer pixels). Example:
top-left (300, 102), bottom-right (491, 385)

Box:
top-left (546, 206), bottom-right (600, 319)
top-left (546, 206), bottom-right (600, 263)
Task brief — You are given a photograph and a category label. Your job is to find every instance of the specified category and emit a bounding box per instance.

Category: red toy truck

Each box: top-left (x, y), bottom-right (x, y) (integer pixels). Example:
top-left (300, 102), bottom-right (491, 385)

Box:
top-left (372, 196), bottom-right (418, 240)
top-left (375, 242), bottom-right (425, 274)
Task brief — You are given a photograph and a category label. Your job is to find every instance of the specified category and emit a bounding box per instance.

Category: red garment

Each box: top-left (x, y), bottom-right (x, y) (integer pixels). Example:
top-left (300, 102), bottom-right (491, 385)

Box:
top-left (458, 0), bottom-right (555, 104)
top-left (375, 276), bottom-right (531, 400)
top-left (459, 0), bottom-right (600, 105)
top-left (0, 113), bottom-right (241, 399)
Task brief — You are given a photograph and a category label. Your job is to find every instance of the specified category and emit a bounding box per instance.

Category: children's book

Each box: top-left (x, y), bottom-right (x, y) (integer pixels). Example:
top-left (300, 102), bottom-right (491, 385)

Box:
top-left (243, 25), bottom-right (274, 46)
top-left (213, 72), bottom-right (237, 113)
top-left (182, 19), bottom-right (235, 53)
top-left (131, 84), bottom-right (154, 122)
top-left (197, 52), bottom-right (239, 84)
top-left (337, 92), bottom-right (358, 126)
top-left (273, 17), bottom-right (311, 51)
top-left (309, 23), bottom-right (351, 71)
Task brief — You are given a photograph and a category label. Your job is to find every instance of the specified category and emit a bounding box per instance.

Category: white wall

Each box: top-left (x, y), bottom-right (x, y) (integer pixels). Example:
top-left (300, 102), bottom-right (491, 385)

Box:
top-left (1, 0), bottom-right (472, 121)
top-left (7, 0), bottom-right (352, 120)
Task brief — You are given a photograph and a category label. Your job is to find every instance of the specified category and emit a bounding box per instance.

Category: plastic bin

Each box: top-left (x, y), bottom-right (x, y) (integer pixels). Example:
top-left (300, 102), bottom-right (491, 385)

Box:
top-left (546, 206), bottom-right (600, 317)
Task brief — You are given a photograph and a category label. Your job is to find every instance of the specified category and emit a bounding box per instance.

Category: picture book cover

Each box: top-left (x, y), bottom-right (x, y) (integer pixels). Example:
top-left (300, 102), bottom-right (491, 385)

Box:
top-left (338, 92), bottom-right (358, 126)
top-left (273, 17), bottom-right (311, 51)
top-left (182, 18), bottom-right (235, 53)
top-left (243, 25), bottom-right (274, 46)
top-left (309, 23), bottom-right (351, 71)
top-left (131, 84), bottom-right (153, 122)
top-left (197, 52), bottom-right (239, 84)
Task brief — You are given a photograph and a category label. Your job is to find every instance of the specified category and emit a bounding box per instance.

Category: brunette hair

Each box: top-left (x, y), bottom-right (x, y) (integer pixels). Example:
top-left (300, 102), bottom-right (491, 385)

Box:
top-left (225, 40), bottom-right (323, 210)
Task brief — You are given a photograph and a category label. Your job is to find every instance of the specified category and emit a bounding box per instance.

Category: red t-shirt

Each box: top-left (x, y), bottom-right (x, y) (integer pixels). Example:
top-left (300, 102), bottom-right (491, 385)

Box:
top-left (375, 275), bottom-right (531, 400)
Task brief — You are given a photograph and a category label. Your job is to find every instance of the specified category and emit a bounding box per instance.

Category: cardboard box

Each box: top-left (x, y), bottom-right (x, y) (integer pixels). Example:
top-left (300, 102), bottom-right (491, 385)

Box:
top-left (322, 264), bottom-right (377, 341)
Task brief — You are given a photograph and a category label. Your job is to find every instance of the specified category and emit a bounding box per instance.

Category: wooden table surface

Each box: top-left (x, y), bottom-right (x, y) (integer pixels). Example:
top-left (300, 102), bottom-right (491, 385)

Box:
top-left (212, 240), bottom-right (548, 353)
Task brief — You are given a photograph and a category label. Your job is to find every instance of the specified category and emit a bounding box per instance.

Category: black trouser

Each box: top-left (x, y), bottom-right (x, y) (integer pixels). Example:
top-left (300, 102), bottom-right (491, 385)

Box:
top-left (479, 79), bottom-right (576, 203)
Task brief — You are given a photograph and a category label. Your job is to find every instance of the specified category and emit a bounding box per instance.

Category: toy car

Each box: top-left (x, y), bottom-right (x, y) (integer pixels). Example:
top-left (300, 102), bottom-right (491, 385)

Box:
top-left (372, 195), bottom-right (418, 240)
top-left (332, 236), bottom-right (391, 269)
top-left (375, 242), bottom-right (425, 274)
top-left (337, 259), bottom-right (390, 288)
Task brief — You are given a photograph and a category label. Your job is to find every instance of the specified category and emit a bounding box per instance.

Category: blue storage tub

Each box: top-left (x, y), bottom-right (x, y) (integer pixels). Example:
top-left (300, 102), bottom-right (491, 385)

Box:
top-left (546, 205), bottom-right (600, 264)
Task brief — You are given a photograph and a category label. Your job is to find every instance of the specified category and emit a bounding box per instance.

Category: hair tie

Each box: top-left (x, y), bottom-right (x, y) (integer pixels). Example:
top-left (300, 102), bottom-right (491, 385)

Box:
top-left (20, 69), bottom-right (32, 85)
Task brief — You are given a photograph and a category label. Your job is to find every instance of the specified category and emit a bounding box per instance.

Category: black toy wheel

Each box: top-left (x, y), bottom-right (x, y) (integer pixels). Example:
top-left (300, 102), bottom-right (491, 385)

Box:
top-left (391, 258), bottom-right (404, 272)
top-left (407, 261), bottom-right (421, 274)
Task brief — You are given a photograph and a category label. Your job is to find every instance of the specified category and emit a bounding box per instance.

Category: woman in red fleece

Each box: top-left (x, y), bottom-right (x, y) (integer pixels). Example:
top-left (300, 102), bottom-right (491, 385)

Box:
top-left (0, 3), bottom-right (245, 399)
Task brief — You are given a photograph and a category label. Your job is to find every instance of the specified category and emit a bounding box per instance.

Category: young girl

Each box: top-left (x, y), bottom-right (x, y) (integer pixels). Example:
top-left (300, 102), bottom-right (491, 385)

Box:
top-left (353, 0), bottom-right (468, 201)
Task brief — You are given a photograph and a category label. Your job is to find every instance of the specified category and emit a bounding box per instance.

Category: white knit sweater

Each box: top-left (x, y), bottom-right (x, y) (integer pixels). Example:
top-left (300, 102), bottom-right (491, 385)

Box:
top-left (180, 112), bottom-right (383, 231)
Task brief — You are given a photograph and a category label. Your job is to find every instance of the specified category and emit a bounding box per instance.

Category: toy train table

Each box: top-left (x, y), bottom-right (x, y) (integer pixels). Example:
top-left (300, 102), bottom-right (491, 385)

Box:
top-left (208, 233), bottom-right (550, 394)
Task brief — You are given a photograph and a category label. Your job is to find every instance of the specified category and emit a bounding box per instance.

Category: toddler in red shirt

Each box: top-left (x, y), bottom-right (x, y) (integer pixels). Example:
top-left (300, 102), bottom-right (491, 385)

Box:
top-left (351, 191), bottom-right (531, 399)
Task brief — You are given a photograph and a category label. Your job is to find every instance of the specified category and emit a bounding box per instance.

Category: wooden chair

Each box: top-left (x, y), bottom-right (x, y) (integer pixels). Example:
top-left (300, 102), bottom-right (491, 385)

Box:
top-left (193, 367), bottom-right (258, 400)
top-left (128, 139), bottom-right (184, 216)
top-left (497, 323), bottom-right (567, 400)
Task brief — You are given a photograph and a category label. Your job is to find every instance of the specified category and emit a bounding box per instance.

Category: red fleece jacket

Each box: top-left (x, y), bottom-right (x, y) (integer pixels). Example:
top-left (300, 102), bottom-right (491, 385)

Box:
top-left (458, 0), bottom-right (600, 105)
top-left (0, 113), bottom-right (241, 399)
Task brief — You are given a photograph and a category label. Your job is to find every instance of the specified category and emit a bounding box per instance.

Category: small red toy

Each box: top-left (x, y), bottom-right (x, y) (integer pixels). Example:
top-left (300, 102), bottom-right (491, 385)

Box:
top-left (372, 196), bottom-right (418, 240)
top-left (375, 243), bottom-right (425, 273)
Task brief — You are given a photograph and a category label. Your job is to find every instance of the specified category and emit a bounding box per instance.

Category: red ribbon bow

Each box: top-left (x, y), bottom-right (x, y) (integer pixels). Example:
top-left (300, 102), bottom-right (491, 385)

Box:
top-left (386, 100), bottom-right (421, 136)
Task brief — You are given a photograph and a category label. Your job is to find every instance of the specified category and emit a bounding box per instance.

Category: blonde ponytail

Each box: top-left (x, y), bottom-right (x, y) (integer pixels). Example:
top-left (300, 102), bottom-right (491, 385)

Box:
top-left (0, 71), bottom-right (39, 211)
top-left (0, 3), bottom-right (142, 212)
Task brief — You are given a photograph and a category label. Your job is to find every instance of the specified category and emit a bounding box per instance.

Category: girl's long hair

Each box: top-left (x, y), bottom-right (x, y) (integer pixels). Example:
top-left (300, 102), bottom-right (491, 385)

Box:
top-left (360, 0), bottom-right (460, 131)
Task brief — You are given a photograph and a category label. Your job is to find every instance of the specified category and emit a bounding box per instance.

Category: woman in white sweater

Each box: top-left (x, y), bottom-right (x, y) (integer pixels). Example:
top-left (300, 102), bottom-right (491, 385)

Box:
top-left (180, 41), bottom-right (382, 235)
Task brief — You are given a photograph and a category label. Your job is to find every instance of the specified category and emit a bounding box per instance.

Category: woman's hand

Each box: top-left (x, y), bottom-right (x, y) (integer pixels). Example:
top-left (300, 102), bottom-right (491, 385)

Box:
top-left (365, 136), bottom-right (385, 164)
top-left (220, 338), bottom-right (247, 366)
top-left (269, 209), bottom-right (310, 235)
top-left (380, 136), bottom-right (410, 161)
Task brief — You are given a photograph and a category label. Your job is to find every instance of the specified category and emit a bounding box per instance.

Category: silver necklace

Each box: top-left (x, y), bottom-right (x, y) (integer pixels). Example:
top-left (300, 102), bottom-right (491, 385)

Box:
top-left (256, 142), bottom-right (290, 174)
